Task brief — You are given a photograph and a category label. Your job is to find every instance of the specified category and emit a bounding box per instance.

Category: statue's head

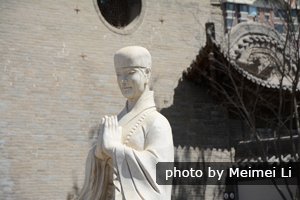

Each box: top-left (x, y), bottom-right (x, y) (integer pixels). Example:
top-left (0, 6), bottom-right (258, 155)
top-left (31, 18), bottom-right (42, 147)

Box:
top-left (114, 46), bottom-right (151, 101)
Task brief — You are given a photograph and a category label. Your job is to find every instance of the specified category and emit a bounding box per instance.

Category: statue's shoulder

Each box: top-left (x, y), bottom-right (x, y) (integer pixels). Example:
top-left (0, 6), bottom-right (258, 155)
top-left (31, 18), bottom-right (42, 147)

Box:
top-left (143, 110), bottom-right (173, 144)
top-left (144, 109), bottom-right (171, 129)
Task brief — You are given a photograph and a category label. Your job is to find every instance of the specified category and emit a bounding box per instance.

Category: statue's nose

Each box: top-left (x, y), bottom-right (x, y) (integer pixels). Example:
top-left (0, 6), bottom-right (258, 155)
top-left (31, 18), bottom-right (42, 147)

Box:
top-left (120, 79), bottom-right (128, 87)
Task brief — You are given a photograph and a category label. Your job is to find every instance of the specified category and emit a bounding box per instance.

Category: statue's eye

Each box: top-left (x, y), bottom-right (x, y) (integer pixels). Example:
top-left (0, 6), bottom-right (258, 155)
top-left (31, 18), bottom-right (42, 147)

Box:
top-left (128, 70), bottom-right (136, 75)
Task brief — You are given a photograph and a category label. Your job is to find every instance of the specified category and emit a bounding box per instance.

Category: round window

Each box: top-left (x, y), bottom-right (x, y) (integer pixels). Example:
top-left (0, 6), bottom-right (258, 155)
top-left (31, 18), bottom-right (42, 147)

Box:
top-left (95, 0), bottom-right (144, 34)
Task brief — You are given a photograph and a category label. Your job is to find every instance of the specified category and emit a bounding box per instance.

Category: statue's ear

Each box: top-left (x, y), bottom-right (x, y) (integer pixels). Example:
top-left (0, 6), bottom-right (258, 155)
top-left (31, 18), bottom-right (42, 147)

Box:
top-left (145, 68), bottom-right (151, 77)
top-left (146, 68), bottom-right (151, 82)
top-left (144, 68), bottom-right (151, 86)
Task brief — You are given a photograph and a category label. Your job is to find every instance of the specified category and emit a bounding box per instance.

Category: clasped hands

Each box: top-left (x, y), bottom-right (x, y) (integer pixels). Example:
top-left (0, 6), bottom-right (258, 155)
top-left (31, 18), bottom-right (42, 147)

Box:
top-left (97, 115), bottom-right (122, 158)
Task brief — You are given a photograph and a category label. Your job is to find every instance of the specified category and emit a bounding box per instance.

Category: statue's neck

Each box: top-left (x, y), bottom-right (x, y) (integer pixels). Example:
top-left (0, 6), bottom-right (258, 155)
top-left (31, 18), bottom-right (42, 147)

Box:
top-left (126, 100), bottom-right (136, 112)
top-left (126, 88), bottom-right (150, 112)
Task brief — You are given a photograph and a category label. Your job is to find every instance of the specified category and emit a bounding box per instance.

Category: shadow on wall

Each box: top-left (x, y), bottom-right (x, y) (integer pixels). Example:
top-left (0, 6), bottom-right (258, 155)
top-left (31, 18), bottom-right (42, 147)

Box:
top-left (66, 180), bottom-right (79, 200)
top-left (160, 76), bottom-right (237, 200)
top-left (160, 77), bottom-right (231, 150)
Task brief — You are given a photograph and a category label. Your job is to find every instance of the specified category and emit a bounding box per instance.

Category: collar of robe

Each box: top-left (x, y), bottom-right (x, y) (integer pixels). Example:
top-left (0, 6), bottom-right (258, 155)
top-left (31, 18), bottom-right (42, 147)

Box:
top-left (118, 90), bottom-right (156, 127)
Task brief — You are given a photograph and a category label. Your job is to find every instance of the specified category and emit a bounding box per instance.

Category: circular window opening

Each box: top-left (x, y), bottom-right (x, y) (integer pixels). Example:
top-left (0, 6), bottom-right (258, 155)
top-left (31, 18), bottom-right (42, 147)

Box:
top-left (97, 0), bottom-right (142, 29)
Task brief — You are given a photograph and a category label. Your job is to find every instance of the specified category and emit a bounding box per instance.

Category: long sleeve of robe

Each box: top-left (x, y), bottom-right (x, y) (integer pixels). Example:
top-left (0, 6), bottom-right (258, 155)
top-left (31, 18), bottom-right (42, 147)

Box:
top-left (114, 111), bottom-right (174, 200)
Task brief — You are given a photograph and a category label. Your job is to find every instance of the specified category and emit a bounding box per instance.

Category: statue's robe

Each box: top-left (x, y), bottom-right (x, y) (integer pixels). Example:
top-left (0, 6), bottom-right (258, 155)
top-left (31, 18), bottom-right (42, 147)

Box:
top-left (78, 91), bottom-right (174, 200)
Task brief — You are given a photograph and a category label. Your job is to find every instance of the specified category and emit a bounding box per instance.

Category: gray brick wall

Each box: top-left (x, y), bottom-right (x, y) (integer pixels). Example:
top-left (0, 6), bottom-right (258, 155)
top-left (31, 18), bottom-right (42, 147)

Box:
top-left (0, 0), bottom-right (224, 199)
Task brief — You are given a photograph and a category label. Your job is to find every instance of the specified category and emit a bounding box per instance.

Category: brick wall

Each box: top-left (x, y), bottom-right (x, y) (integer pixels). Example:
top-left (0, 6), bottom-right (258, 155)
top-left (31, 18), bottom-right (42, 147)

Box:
top-left (0, 0), bottom-right (224, 199)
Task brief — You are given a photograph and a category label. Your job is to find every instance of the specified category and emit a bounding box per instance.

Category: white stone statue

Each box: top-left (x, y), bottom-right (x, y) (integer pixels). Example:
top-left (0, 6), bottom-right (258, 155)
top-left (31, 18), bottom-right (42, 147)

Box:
top-left (78, 46), bottom-right (174, 200)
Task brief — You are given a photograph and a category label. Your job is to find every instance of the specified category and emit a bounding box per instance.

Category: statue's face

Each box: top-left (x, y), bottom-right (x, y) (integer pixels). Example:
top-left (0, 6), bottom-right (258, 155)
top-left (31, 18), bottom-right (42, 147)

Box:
top-left (116, 67), bottom-right (149, 100)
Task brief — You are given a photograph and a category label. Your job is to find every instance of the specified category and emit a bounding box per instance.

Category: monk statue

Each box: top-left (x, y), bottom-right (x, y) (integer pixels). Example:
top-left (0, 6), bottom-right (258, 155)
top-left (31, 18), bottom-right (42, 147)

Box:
top-left (78, 46), bottom-right (174, 200)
